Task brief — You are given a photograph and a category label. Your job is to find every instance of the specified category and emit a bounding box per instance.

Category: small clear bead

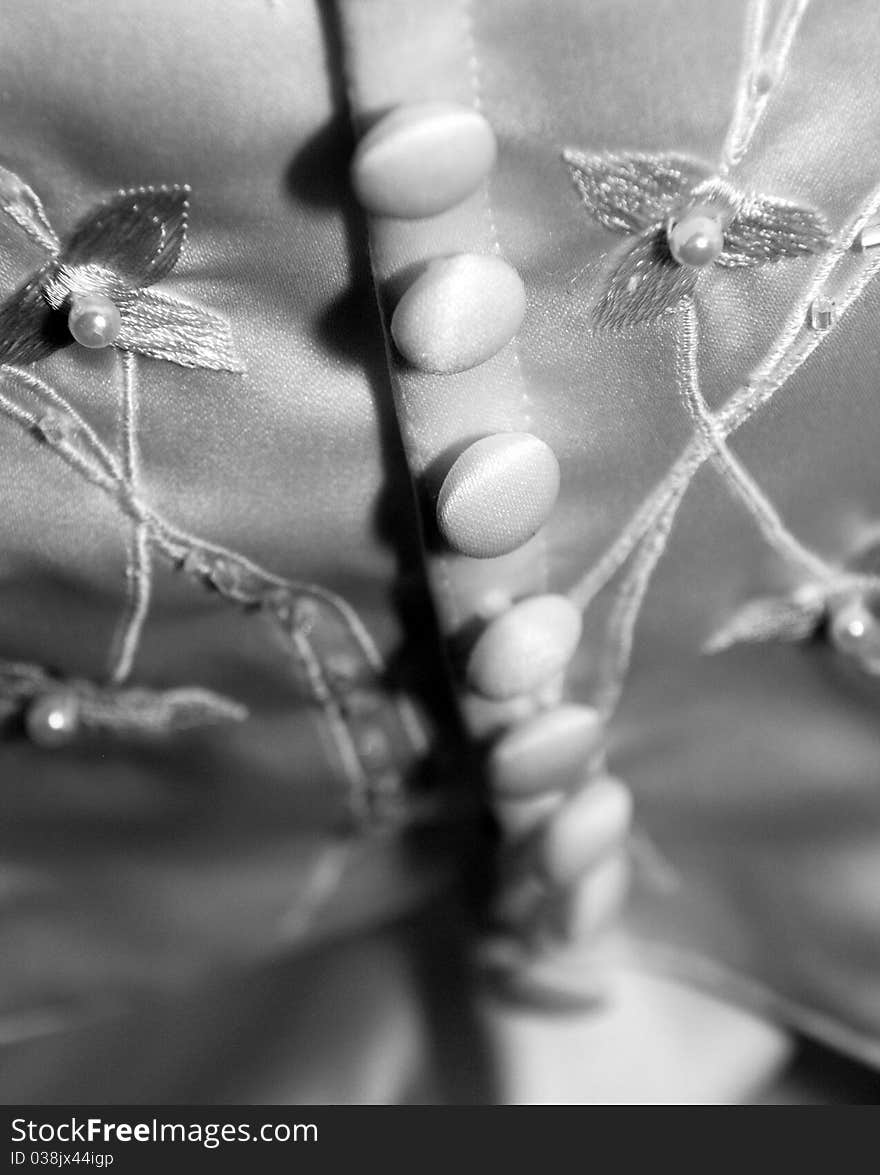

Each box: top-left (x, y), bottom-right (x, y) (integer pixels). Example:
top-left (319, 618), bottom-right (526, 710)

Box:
top-left (667, 207), bottom-right (725, 267)
top-left (26, 691), bottom-right (80, 748)
top-left (68, 294), bottom-right (121, 349)
top-left (358, 726), bottom-right (391, 767)
top-left (751, 66), bottom-right (775, 96)
top-left (371, 770), bottom-right (403, 798)
top-left (326, 653), bottom-right (359, 689)
top-left (35, 409), bottom-right (71, 446)
top-left (857, 221), bottom-right (880, 252)
top-left (210, 558), bottom-right (244, 595)
top-left (808, 296), bottom-right (836, 331)
top-left (267, 591), bottom-right (294, 627)
top-left (180, 549), bottom-right (208, 577)
top-left (292, 599), bottom-right (319, 634)
top-left (344, 689), bottom-right (382, 718)
top-left (829, 594), bottom-right (880, 672)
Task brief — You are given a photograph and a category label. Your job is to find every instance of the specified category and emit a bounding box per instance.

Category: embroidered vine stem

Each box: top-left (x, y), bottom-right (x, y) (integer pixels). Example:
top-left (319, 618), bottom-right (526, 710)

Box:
top-left (0, 1002), bottom-right (122, 1049)
top-left (674, 300), bottom-right (840, 585)
top-left (109, 349), bottom-right (153, 683)
top-left (0, 169), bottom-right (428, 815)
top-left (575, 164), bottom-right (880, 723)
top-left (289, 626), bottom-right (371, 822)
top-left (719, 0), bottom-right (811, 175)
top-left (0, 361), bottom-right (427, 769)
top-left (595, 481), bottom-right (690, 719)
top-left (278, 837), bottom-right (360, 944)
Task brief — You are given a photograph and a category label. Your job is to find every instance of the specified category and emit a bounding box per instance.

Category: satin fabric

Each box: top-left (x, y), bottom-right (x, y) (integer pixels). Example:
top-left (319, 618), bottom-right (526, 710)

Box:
top-left (1, 0), bottom-right (879, 1101)
top-left (0, 0), bottom-right (478, 1101)
top-left (344, 0), bottom-right (880, 1061)
top-left (471, 0), bottom-right (880, 1055)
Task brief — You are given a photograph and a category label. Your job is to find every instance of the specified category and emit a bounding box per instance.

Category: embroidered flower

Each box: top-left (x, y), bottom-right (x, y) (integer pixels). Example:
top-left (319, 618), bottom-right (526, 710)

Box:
top-left (563, 151), bottom-right (831, 329)
top-left (704, 536), bottom-right (880, 676)
top-left (0, 176), bottom-right (241, 371)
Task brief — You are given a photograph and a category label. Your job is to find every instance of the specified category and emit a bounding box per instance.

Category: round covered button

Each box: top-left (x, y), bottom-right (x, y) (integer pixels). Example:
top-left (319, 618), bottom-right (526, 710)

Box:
top-left (489, 704), bottom-right (602, 799)
top-left (466, 594), bottom-right (582, 701)
top-left (391, 254), bottom-right (526, 374)
top-left (540, 775), bottom-right (633, 889)
top-left (559, 852), bottom-right (631, 942)
top-left (437, 433), bottom-right (560, 558)
top-left (351, 102), bottom-right (497, 219)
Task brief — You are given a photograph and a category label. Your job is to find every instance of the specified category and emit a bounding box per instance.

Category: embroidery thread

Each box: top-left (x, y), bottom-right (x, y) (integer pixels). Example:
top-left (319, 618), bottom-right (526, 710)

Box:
top-left (0, 171), bottom-right (425, 803)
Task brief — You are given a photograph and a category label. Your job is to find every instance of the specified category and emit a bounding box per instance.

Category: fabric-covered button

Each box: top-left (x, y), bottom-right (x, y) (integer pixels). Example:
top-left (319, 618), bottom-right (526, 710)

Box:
top-left (390, 254), bottom-right (526, 374)
top-left (437, 433), bottom-right (560, 558)
top-left (559, 852), bottom-right (631, 942)
top-left (351, 102), bottom-right (497, 219)
top-left (539, 775), bottom-right (633, 889)
top-left (494, 792), bottom-right (562, 842)
top-left (489, 704), bottom-right (602, 799)
top-left (466, 594), bottom-right (582, 700)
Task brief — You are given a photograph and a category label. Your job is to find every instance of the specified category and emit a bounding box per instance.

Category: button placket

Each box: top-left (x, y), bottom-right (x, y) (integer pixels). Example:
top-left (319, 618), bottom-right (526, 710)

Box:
top-left (341, 0), bottom-right (629, 983)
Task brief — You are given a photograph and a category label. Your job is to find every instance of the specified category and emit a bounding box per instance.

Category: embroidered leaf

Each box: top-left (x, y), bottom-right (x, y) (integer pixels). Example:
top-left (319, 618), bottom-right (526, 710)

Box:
top-left (118, 288), bottom-right (242, 371)
top-left (564, 150), bottom-right (713, 235)
top-left (703, 591), bottom-right (826, 654)
top-left (595, 225), bottom-right (699, 329)
top-left (40, 261), bottom-right (131, 312)
top-left (0, 271), bottom-right (69, 363)
top-left (79, 685), bottom-right (247, 733)
top-left (64, 186), bottom-right (190, 287)
top-left (0, 661), bottom-right (50, 699)
top-left (0, 165), bottom-right (60, 253)
top-left (0, 659), bottom-right (247, 736)
top-left (848, 539), bottom-right (880, 578)
top-left (719, 194), bottom-right (831, 267)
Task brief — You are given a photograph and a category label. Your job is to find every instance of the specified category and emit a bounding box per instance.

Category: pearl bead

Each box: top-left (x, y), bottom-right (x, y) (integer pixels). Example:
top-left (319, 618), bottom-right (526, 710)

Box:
top-left (68, 294), bottom-right (121, 349)
top-left (437, 433), bottom-right (560, 558)
top-left (351, 102), bottom-right (497, 219)
top-left (829, 594), bottom-right (880, 672)
top-left (390, 254), bottom-right (526, 374)
top-left (25, 691), bottom-right (80, 748)
top-left (466, 594), bottom-right (583, 701)
top-left (667, 207), bottom-right (724, 267)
